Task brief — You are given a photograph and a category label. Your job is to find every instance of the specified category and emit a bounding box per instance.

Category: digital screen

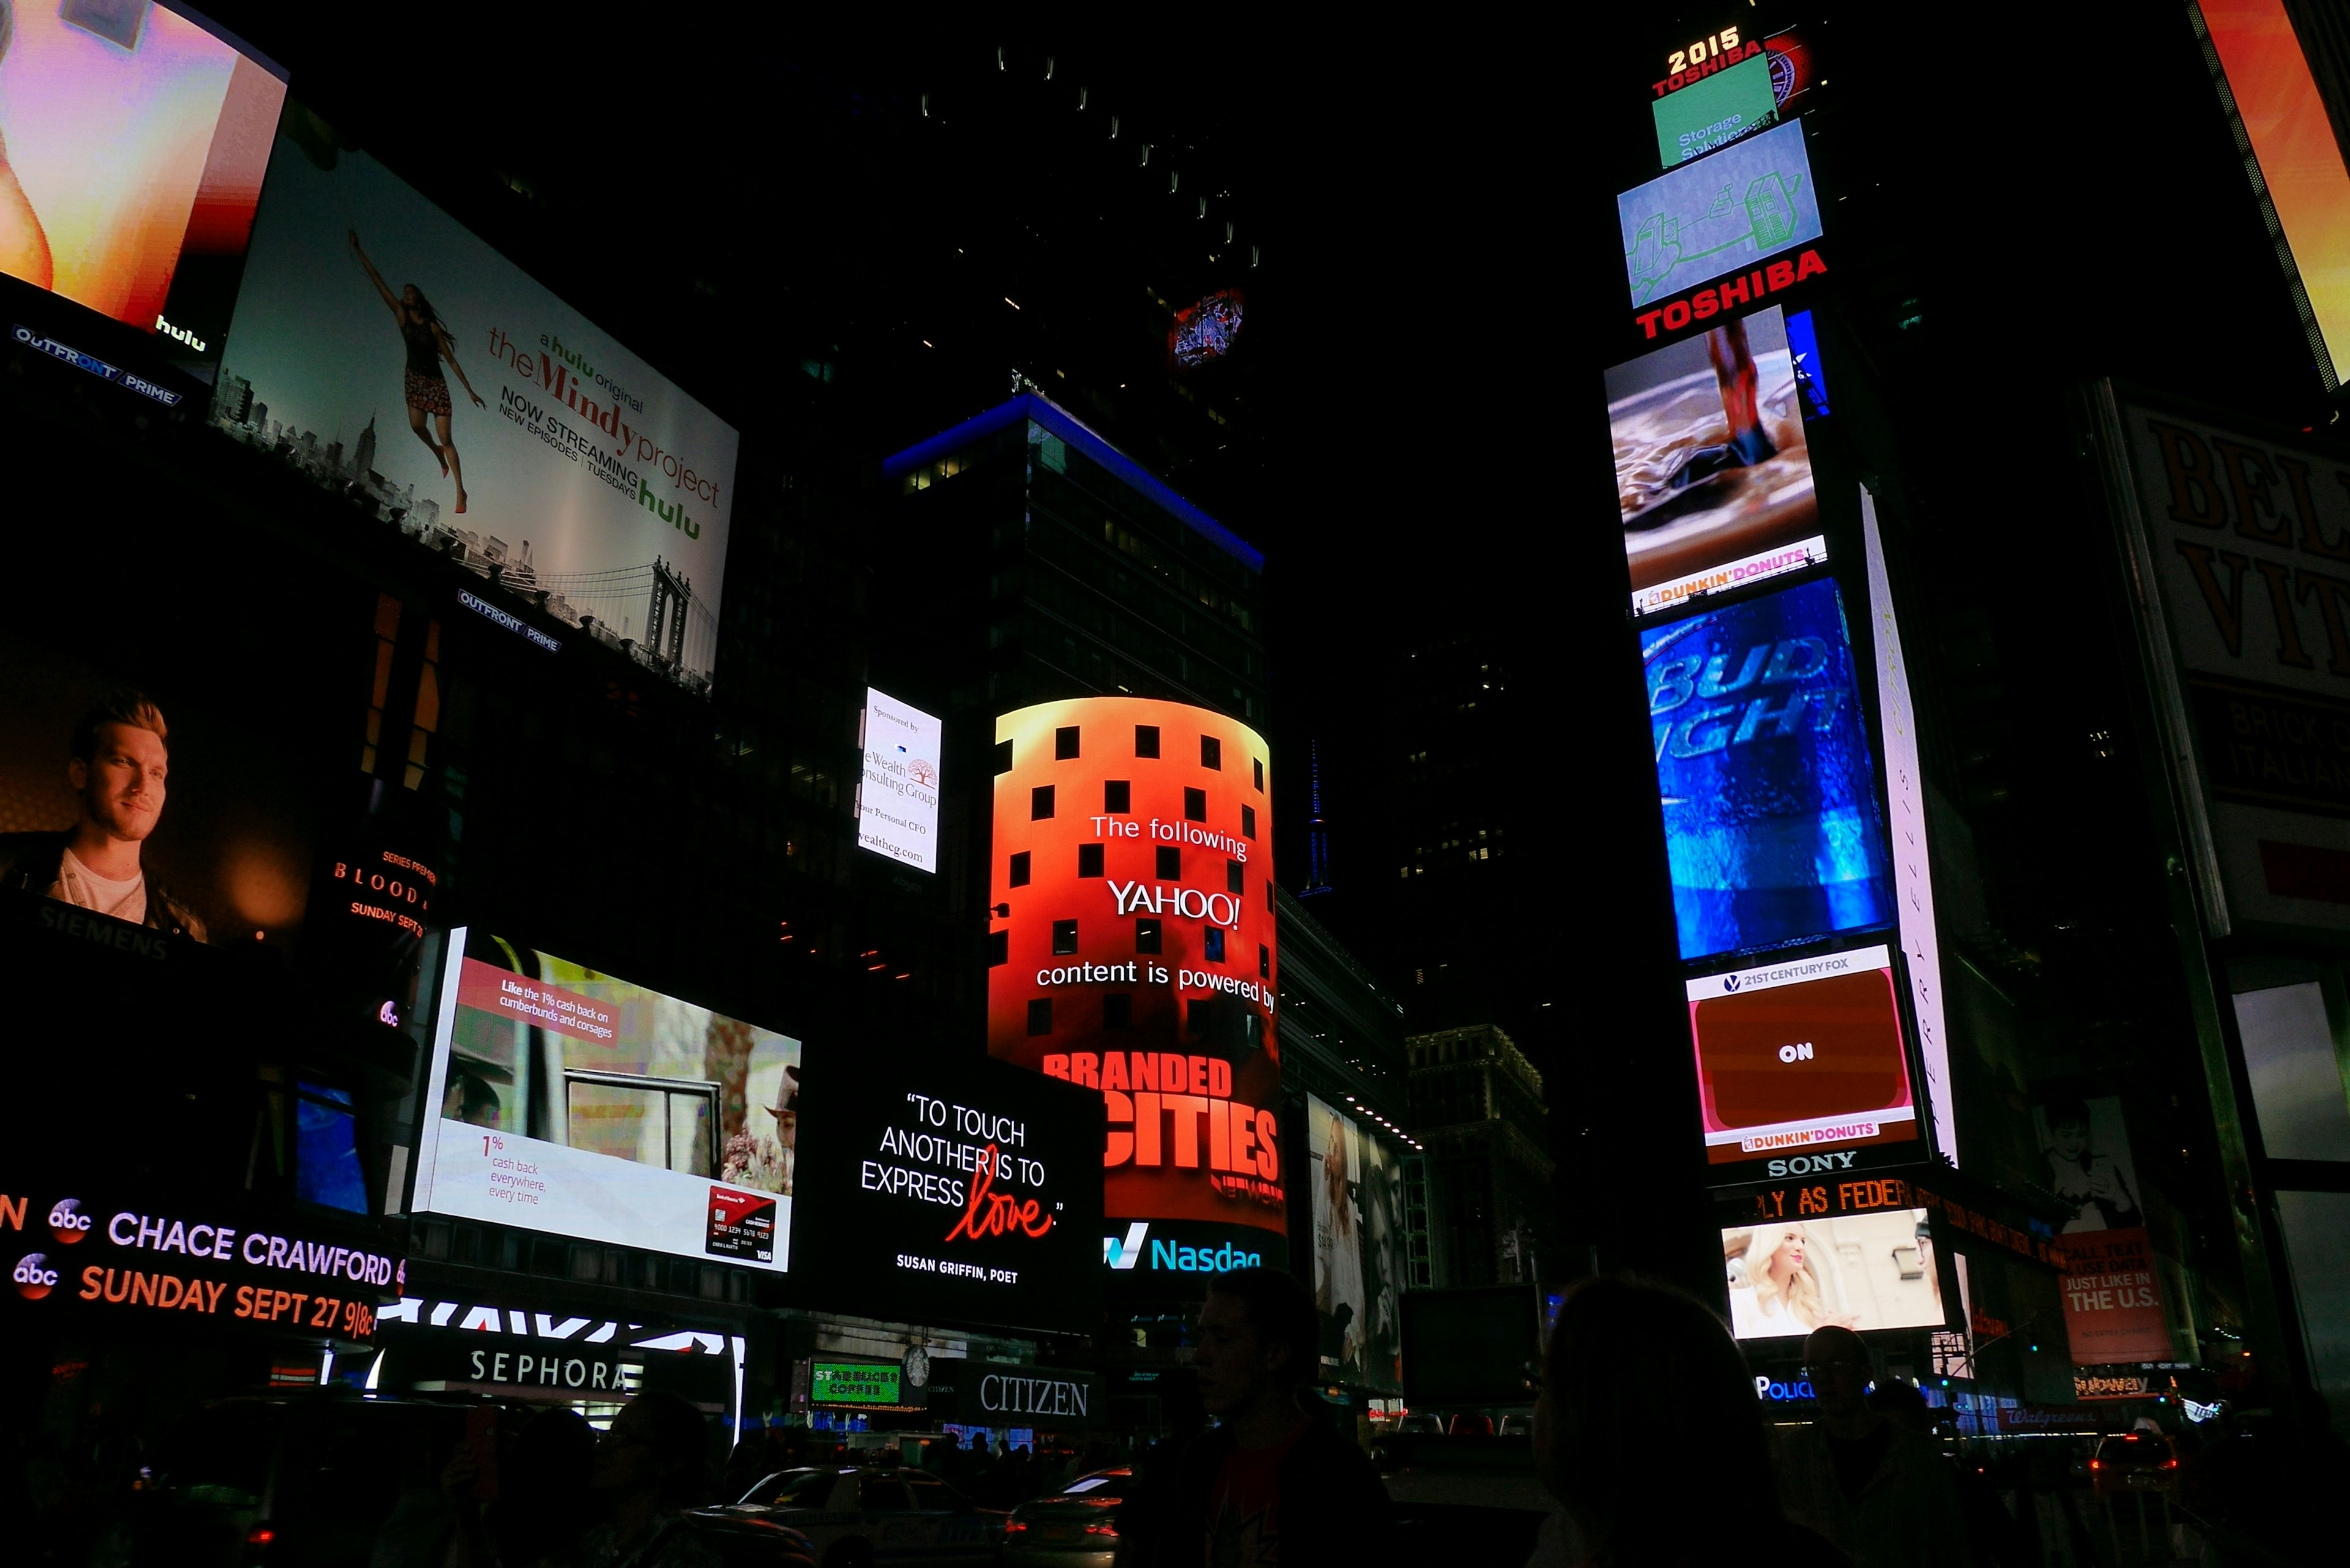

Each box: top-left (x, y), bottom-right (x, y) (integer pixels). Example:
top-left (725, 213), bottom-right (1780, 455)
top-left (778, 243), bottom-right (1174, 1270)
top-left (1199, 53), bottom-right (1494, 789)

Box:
top-left (1305, 1097), bottom-right (1403, 1394)
top-left (1723, 1209), bottom-right (1946, 1339)
top-left (0, 2), bottom-right (286, 382)
top-left (811, 1361), bottom-right (901, 1406)
top-left (856, 689), bottom-right (942, 873)
top-left (212, 114), bottom-right (739, 686)
top-left (2199, 0), bottom-right (2350, 388)
top-left (1169, 289), bottom-right (1244, 369)
top-left (0, 631), bottom-right (315, 949)
top-left (1620, 118), bottom-right (1821, 310)
top-left (989, 697), bottom-right (1285, 1252)
top-left (0, 1182), bottom-right (398, 1342)
top-left (1651, 52), bottom-right (1777, 167)
top-left (1647, 578), bottom-right (1893, 960)
top-left (1609, 303), bottom-right (1822, 617)
top-left (789, 1042), bottom-right (1103, 1335)
top-left (1687, 944), bottom-right (1920, 1167)
top-left (414, 930), bottom-right (802, 1272)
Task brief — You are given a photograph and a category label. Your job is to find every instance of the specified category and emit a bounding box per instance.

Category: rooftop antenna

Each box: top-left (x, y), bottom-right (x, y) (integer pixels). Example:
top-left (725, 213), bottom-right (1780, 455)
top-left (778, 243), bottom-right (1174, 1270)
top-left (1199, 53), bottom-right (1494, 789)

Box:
top-left (1299, 741), bottom-right (1333, 898)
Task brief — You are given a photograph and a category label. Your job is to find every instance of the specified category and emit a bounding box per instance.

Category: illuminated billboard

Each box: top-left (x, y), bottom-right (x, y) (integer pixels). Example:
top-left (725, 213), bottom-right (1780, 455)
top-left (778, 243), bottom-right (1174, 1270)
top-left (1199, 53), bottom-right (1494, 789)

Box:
top-left (0, 2), bottom-right (286, 383)
top-left (1687, 944), bottom-right (1920, 1169)
top-left (1620, 117), bottom-right (1823, 318)
top-left (1646, 578), bottom-right (1893, 960)
top-left (1722, 1209), bottom-right (1946, 1339)
top-left (212, 114), bottom-right (738, 685)
top-left (0, 630), bottom-right (315, 948)
top-left (1169, 289), bottom-right (1244, 370)
top-left (2195, 0), bottom-right (2350, 391)
top-left (987, 697), bottom-right (1285, 1266)
top-left (1651, 52), bottom-right (1777, 167)
top-left (856, 689), bottom-right (942, 873)
top-left (1610, 303), bottom-right (1822, 617)
top-left (1306, 1096), bottom-right (1403, 1393)
top-left (789, 1042), bottom-right (1103, 1335)
top-left (414, 930), bottom-right (801, 1272)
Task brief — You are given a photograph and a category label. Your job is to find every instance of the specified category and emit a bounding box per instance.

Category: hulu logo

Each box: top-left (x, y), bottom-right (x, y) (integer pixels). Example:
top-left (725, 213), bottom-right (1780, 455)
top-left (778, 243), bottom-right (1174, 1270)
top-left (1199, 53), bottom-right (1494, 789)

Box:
top-left (641, 483), bottom-right (699, 539)
top-left (155, 315), bottom-right (205, 353)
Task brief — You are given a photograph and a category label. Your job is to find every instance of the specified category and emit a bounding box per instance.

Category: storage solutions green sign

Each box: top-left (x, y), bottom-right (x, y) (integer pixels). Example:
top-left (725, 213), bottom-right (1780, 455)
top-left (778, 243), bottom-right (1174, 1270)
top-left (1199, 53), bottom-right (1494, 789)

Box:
top-left (811, 1361), bottom-right (902, 1405)
top-left (1651, 53), bottom-right (1778, 166)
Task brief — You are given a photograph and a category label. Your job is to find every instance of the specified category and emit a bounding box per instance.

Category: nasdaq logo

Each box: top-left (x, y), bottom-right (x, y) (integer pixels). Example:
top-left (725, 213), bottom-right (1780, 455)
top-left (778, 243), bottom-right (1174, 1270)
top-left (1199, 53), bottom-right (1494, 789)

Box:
top-left (1102, 1222), bottom-right (1149, 1271)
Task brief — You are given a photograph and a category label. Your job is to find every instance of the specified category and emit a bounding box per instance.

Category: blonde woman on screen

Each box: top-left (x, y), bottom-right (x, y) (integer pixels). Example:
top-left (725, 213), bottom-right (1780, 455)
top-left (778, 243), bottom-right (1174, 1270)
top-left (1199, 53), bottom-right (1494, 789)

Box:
top-left (1730, 1224), bottom-right (1859, 1337)
top-left (1315, 1113), bottom-right (1368, 1370)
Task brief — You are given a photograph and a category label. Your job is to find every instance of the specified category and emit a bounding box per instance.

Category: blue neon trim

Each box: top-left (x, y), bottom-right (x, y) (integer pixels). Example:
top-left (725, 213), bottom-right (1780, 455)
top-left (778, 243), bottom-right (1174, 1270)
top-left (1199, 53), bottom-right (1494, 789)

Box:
top-left (881, 393), bottom-right (1263, 572)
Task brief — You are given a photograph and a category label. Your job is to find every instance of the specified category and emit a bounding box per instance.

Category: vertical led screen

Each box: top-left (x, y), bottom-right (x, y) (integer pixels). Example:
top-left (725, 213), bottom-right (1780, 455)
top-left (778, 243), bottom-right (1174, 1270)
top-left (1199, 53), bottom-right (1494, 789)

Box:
top-left (0, 1), bottom-right (286, 383)
top-left (1610, 304), bottom-right (1823, 617)
top-left (1305, 1096), bottom-right (1403, 1393)
top-left (1646, 577), bottom-right (1893, 961)
top-left (415, 930), bottom-right (802, 1272)
top-left (988, 697), bottom-right (1284, 1274)
top-left (1687, 943), bottom-right (1920, 1170)
top-left (2196, 0), bottom-right (2350, 390)
top-left (213, 110), bottom-right (739, 686)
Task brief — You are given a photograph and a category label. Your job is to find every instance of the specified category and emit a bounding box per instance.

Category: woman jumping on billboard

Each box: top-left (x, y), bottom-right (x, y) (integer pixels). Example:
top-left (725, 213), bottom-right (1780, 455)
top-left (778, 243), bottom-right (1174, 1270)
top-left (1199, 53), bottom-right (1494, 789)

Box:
top-left (349, 230), bottom-right (485, 512)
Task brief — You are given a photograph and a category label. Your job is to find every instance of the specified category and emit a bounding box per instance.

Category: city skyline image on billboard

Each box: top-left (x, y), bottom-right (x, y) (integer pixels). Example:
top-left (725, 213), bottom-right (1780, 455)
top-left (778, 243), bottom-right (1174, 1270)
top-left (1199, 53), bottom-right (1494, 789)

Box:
top-left (1686, 943), bottom-right (1920, 1168)
top-left (1647, 577), bottom-right (1893, 961)
top-left (0, 1), bottom-right (286, 383)
top-left (988, 696), bottom-right (1285, 1260)
top-left (1619, 117), bottom-right (1822, 310)
top-left (414, 929), bottom-right (802, 1272)
top-left (1610, 303), bottom-right (1822, 618)
top-left (212, 106), bottom-right (739, 686)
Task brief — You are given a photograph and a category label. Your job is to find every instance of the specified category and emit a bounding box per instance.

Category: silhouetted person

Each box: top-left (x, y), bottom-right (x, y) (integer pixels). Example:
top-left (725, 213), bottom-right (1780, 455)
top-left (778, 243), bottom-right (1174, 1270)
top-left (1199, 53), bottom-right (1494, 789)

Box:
top-left (1775, 1327), bottom-right (1964, 1567)
top-left (1115, 1266), bottom-right (1391, 1566)
top-left (1528, 1275), bottom-right (1851, 1567)
top-left (490, 1408), bottom-right (596, 1567)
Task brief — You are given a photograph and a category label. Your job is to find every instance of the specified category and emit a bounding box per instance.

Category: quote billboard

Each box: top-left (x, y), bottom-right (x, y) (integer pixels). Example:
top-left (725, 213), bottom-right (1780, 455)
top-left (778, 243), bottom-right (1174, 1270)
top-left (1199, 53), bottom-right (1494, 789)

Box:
top-left (1609, 304), bottom-right (1822, 617)
top-left (789, 1043), bottom-right (1103, 1334)
top-left (0, 1), bottom-right (286, 385)
top-left (988, 696), bottom-right (1285, 1273)
top-left (414, 930), bottom-right (801, 1272)
top-left (856, 689), bottom-right (943, 873)
top-left (212, 111), bottom-right (738, 685)
top-left (1687, 944), bottom-right (1921, 1173)
top-left (1619, 117), bottom-right (1823, 318)
top-left (1723, 1209), bottom-right (1946, 1340)
top-left (1646, 577), bottom-right (1893, 961)
top-left (1305, 1096), bottom-right (1404, 1393)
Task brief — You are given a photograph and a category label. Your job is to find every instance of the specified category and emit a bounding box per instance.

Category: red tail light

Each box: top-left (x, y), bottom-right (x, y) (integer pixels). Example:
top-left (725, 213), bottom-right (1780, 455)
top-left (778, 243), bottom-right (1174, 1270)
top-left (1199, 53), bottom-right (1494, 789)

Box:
top-left (2089, 1460), bottom-right (2102, 1470)
top-left (247, 1526), bottom-right (277, 1547)
top-left (1003, 1521), bottom-right (1028, 1535)
top-left (1084, 1521), bottom-right (1120, 1536)
top-left (2162, 1459), bottom-right (2179, 1469)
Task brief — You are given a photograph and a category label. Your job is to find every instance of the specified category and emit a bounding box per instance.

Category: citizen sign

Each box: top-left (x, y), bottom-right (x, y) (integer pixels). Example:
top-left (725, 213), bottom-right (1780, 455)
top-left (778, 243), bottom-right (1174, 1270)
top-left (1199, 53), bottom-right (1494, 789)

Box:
top-left (980, 1372), bottom-right (1091, 1419)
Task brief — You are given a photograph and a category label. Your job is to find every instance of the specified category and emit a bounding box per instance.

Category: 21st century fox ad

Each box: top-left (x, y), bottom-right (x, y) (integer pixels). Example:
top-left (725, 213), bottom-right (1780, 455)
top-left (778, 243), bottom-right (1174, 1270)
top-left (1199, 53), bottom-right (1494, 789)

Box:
top-left (211, 106), bottom-right (738, 683)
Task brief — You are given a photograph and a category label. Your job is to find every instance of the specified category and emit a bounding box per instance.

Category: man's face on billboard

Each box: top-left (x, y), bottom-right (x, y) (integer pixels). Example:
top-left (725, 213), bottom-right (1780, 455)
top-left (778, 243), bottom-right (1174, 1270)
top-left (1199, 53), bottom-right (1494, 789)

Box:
top-left (2048, 1120), bottom-right (2089, 1162)
top-left (70, 722), bottom-right (167, 843)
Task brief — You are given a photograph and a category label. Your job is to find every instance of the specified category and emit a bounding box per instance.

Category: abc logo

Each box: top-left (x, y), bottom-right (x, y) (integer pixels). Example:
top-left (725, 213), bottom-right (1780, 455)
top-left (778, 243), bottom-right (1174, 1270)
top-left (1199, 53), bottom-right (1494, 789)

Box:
top-left (48, 1198), bottom-right (93, 1245)
top-left (13, 1253), bottom-right (62, 1301)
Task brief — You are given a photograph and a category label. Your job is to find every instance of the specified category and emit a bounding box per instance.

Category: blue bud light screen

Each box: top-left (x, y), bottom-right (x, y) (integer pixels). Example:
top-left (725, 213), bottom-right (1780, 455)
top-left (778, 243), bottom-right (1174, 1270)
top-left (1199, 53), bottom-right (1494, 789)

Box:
top-left (1646, 578), bottom-right (1892, 960)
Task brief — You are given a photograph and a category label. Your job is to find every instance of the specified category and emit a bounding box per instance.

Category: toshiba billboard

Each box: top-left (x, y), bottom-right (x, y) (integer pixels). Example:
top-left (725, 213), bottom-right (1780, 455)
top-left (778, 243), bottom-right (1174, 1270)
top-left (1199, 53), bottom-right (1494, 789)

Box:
top-left (987, 698), bottom-right (1285, 1272)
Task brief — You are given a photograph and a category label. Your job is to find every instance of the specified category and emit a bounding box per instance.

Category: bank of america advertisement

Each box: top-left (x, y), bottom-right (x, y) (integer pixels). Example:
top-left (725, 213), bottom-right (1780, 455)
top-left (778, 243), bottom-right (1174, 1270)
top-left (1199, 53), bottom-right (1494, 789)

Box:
top-left (987, 697), bottom-right (1285, 1268)
top-left (211, 110), bottom-right (737, 685)
top-left (414, 929), bottom-right (800, 1272)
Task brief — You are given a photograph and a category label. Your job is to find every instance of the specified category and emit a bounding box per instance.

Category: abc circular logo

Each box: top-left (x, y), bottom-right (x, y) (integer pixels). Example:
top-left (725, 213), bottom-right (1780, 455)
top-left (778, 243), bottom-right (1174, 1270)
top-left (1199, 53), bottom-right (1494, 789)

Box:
top-left (13, 1253), bottom-right (62, 1301)
top-left (47, 1199), bottom-right (93, 1245)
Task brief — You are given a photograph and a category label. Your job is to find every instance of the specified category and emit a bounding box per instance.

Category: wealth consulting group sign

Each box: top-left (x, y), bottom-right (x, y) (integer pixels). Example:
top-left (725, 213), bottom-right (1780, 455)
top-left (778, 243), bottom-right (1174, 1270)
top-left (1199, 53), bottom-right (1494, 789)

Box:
top-left (2098, 388), bottom-right (2350, 934)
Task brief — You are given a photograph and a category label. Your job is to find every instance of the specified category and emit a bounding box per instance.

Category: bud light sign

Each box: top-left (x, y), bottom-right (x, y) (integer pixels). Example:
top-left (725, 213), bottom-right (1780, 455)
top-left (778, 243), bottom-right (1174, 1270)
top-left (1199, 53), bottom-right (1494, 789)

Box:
top-left (1646, 578), bottom-right (1892, 961)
